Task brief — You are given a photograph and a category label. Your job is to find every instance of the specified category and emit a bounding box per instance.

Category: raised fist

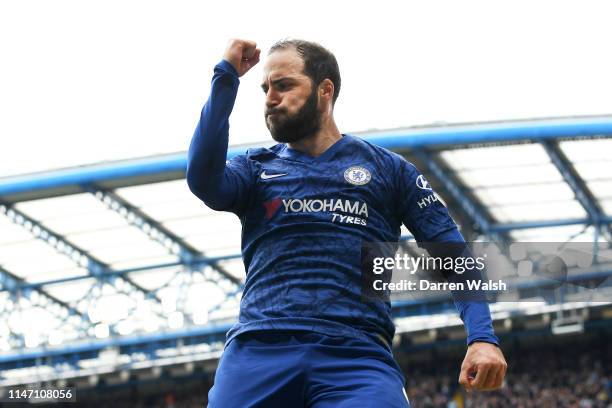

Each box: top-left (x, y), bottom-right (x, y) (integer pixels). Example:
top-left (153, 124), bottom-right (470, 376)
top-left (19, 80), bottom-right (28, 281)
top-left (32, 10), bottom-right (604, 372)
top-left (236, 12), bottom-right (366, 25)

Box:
top-left (223, 39), bottom-right (261, 77)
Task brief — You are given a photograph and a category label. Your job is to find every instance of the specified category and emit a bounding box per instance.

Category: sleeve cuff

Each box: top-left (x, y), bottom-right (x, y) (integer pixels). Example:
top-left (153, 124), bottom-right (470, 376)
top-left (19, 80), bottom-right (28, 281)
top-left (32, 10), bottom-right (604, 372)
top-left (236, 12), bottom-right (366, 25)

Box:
top-left (467, 334), bottom-right (500, 346)
top-left (459, 301), bottom-right (499, 346)
top-left (217, 59), bottom-right (239, 78)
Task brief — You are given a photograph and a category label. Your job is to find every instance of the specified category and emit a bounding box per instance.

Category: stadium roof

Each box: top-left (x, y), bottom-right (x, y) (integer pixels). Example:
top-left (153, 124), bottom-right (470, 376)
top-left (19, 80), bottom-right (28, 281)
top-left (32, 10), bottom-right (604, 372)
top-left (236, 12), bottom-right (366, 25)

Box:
top-left (1, 116), bottom-right (611, 385)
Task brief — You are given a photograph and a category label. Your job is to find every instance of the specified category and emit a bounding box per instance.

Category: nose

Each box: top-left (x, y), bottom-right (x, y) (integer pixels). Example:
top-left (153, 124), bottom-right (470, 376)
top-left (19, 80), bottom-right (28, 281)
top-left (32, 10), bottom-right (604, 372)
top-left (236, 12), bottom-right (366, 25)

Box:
top-left (265, 88), bottom-right (280, 109)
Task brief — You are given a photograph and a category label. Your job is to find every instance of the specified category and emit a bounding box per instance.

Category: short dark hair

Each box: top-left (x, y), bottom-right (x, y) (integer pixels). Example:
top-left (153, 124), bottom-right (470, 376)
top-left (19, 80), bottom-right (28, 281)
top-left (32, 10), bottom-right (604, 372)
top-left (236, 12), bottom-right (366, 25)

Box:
top-left (269, 39), bottom-right (341, 105)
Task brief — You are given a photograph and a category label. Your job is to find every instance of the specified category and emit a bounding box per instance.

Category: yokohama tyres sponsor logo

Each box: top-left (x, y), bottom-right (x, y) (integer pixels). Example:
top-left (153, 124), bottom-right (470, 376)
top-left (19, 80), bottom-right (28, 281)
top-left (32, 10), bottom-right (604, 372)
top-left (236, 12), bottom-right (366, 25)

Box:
top-left (282, 198), bottom-right (369, 218)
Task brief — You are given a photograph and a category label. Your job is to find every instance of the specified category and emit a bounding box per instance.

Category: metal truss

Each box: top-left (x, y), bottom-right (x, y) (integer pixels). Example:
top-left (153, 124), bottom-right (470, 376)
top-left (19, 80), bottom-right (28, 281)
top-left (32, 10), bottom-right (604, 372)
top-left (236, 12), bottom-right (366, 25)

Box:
top-left (12, 253), bottom-right (242, 291)
top-left (0, 204), bottom-right (164, 315)
top-left (85, 185), bottom-right (243, 327)
top-left (85, 185), bottom-right (242, 287)
top-left (0, 265), bottom-right (90, 334)
top-left (541, 140), bottom-right (612, 243)
top-left (412, 149), bottom-right (510, 246)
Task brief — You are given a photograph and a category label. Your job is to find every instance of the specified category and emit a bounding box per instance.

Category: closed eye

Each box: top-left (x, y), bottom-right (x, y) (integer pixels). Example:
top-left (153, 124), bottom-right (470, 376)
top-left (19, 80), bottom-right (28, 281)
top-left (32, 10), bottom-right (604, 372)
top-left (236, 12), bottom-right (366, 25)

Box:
top-left (261, 78), bottom-right (295, 94)
top-left (275, 82), bottom-right (290, 91)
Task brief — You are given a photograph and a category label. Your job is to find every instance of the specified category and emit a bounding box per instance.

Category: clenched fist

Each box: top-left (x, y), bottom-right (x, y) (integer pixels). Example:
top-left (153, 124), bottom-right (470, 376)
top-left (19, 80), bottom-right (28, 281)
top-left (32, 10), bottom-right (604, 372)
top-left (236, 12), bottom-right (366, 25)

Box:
top-left (223, 39), bottom-right (261, 77)
top-left (459, 342), bottom-right (507, 392)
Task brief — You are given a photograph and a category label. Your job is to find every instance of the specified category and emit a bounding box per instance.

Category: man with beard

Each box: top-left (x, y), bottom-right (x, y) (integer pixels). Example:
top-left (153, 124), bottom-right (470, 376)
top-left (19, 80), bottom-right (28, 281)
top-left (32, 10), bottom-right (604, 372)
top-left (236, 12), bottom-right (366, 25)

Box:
top-left (186, 39), bottom-right (507, 407)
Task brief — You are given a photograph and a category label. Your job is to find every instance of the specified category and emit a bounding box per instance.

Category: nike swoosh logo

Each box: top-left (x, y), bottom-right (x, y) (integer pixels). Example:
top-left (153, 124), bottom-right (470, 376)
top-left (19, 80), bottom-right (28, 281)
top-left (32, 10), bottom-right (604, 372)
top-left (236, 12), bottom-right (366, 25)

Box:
top-left (261, 171), bottom-right (288, 180)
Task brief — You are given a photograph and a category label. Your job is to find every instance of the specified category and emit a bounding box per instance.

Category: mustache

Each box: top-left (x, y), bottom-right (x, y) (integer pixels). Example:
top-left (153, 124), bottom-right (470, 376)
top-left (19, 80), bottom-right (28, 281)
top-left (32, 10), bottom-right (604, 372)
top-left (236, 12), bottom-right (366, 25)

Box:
top-left (265, 108), bottom-right (286, 116)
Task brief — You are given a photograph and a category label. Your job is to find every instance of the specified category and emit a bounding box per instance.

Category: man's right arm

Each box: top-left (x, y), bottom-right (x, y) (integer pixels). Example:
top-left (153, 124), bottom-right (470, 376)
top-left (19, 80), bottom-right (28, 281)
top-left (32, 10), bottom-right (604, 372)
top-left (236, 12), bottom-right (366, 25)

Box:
top-left (186, 40), bottom-right (260, 214)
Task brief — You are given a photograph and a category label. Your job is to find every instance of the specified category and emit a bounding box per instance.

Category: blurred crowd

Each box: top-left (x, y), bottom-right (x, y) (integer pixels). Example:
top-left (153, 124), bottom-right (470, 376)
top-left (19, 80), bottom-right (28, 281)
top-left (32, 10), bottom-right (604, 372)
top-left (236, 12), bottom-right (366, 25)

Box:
top-left (50, 334), bottom-right (610, 408)
top-left (404, 337), bottom-right (611, 408)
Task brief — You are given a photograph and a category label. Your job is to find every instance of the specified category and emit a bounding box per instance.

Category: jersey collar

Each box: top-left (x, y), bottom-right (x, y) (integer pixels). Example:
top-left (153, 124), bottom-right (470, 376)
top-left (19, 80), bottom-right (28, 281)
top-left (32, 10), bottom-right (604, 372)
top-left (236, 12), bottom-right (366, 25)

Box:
top-left (277, 134), bottom-right (353, 163)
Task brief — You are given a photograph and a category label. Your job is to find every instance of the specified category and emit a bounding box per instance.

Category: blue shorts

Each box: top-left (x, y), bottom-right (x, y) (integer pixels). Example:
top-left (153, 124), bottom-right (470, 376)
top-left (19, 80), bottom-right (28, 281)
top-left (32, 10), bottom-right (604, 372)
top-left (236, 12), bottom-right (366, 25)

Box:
top-left (207, 330), bottom-right (411, 407)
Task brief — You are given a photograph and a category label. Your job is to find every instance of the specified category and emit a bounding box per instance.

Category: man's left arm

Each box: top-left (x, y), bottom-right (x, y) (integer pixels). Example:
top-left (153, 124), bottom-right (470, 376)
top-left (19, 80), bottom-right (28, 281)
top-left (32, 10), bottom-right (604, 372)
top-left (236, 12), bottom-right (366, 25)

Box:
top-left (395, 158), bottom-right (507, 391)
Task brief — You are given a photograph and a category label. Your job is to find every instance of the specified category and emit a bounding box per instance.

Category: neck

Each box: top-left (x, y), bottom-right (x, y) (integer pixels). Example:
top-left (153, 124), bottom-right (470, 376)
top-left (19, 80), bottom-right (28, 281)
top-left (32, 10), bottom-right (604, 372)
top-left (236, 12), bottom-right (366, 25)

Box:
top-left (287, 116), bottom-right (342, 158)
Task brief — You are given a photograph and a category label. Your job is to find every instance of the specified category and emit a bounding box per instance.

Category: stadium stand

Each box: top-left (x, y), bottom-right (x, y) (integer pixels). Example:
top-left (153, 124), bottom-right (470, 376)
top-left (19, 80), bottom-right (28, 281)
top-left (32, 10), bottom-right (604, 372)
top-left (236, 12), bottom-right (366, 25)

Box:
top-left (56, 329), bottom-right (611, 407)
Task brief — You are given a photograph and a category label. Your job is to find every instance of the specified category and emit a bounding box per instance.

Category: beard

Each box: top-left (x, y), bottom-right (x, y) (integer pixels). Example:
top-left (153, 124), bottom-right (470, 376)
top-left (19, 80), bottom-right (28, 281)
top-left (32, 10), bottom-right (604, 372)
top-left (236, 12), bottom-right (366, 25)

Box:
top-left (265, 86), bottom-right (322, 143)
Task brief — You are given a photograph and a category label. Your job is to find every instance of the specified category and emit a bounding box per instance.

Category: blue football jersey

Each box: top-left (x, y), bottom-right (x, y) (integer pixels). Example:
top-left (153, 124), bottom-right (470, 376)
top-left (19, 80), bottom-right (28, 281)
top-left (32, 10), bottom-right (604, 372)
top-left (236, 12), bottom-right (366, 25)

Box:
top-left (187, 60), bottom-right (498, 348)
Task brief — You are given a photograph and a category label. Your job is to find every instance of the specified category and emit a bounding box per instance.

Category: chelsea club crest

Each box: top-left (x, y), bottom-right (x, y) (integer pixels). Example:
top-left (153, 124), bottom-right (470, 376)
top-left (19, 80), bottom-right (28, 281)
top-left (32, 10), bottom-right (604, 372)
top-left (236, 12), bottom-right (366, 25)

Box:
top-left (344, 166), bottom-right (371, 186)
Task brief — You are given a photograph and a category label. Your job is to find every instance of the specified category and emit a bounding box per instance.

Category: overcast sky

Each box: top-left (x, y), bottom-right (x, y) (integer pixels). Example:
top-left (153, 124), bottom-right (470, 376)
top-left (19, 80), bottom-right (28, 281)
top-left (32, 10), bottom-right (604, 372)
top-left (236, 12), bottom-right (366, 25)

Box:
top-left (1, 0), bottom-right (611, 178)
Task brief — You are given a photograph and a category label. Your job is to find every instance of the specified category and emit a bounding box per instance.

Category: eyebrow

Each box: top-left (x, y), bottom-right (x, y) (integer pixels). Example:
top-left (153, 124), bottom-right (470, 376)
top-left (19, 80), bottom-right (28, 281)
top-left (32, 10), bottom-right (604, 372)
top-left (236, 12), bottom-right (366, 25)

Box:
top-left (260, 77), bottom-right (295, 90)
